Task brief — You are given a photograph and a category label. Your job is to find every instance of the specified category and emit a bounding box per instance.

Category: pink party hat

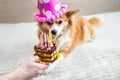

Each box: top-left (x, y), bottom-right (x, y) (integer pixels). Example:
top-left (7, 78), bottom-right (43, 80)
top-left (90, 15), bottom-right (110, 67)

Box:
top-left (34, 0), bottom-right (68, 22)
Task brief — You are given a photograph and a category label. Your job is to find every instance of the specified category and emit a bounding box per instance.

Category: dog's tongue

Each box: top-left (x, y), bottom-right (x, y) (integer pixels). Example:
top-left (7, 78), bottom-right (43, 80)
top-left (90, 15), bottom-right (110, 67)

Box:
top-left (39, 32), bottom-right (53, 49)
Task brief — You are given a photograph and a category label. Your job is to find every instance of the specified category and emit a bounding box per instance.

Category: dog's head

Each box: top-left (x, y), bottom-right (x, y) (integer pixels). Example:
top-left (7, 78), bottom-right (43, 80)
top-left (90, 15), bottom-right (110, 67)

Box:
top-left (37, 10), bottom-right (79, 37)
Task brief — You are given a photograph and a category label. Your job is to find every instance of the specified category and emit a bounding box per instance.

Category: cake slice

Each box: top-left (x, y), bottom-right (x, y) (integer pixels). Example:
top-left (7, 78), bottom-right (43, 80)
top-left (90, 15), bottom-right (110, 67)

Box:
top-left (34, 32), bottom-right (59, 63)
top-left (34, 43), bottom-right (57, 63)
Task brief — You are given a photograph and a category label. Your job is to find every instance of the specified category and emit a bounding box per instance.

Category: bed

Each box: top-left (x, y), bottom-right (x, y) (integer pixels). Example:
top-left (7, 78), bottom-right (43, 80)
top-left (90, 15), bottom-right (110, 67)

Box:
top-left (0, 11), bottom-right (120, 80)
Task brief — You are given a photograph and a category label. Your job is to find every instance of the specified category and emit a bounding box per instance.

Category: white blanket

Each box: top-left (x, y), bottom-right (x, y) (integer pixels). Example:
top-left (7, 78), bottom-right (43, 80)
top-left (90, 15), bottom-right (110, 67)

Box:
top-left (0, 12), bottom-right (120, 80)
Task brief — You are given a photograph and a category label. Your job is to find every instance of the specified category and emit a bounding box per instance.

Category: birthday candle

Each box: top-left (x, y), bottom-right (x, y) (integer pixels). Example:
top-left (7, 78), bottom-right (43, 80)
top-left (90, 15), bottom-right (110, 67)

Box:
top-left (46, 35), bottom-right (50, 49)
top-left (48, 31), bottom-right (53, 47)
top-left (43, 33), bottom-right (47, 47)
top-left (39, 33), bottom-right (43, 48)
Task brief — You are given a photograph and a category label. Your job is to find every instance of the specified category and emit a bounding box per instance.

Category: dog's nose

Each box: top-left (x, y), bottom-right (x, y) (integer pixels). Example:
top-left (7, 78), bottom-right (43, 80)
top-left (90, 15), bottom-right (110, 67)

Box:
top-left (51, 30), bottom-right (57, 35)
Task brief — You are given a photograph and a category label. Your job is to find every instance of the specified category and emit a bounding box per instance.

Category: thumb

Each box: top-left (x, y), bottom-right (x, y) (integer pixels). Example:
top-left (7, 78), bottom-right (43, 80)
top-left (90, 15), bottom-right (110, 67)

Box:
top-left (33, 56), bottom-right (40, 62)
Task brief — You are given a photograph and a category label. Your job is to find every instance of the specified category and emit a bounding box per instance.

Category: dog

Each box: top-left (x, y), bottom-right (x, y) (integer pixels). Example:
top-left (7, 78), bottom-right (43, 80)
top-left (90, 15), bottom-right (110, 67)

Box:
top-left (36, 10), bottom-right (100, 57)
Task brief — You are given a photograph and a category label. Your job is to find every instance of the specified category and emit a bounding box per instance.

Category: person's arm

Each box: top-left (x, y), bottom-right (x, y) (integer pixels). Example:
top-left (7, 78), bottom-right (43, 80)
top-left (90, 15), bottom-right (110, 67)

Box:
top-left (0, 67), bottom-right (28, 80)
top-left (0, 56), bottom-right (49, 80)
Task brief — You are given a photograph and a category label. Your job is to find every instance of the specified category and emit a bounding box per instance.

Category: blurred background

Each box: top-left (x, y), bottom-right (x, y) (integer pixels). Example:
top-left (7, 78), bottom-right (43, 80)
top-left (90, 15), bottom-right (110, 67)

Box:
top-left (0, 0), bottom-right (120, 23)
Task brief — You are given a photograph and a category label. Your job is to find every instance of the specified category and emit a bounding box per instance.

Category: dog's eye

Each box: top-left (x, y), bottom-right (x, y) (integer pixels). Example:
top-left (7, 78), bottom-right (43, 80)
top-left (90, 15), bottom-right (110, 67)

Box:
top-left (58, 20), bottom-right (63, 24)
top-left (47, 22), bottom-right (53, 25)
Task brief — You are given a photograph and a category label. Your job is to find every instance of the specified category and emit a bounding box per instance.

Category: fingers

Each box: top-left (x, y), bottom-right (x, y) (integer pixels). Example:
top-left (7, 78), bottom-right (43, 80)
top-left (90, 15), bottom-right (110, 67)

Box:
top-left (25, 56), bottom-right (50, 71)
top-left (31, 56), bottom-right (40, 62)
top-left (29, 56), bottom-right (49, 69)
top-left (38, 70), bottom-right (44, 74)
top-left (33, 62), bottom-right (49, 70)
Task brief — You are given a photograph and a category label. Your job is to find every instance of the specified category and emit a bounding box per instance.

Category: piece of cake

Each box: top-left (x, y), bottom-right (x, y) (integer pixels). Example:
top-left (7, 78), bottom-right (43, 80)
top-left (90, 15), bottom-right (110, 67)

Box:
top-left (34, 32), bottom-right (59, 63)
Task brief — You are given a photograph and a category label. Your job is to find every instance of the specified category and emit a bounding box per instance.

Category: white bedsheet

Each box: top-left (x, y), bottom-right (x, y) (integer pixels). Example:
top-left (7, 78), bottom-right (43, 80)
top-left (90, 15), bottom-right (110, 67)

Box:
top-left (0, 11), bottom-right (120, 80)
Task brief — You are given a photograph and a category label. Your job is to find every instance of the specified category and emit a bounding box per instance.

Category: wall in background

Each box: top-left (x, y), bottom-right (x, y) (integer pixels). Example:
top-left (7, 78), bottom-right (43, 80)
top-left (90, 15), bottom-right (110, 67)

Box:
top-left (0, 0), bottom-right (120, 23)
top-left (61, 0), bottom-right (120, 14)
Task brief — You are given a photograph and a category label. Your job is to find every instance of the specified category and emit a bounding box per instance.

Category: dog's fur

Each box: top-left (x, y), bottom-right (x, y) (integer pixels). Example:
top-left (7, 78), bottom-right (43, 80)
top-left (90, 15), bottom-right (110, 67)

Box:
top-left (37, 10), bottom-right (99, 57)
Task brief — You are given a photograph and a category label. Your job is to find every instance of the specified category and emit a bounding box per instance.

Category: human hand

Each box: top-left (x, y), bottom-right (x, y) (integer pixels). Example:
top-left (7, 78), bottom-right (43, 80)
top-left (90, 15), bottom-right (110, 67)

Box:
top-left (18, 56), bottom-right (49, 79)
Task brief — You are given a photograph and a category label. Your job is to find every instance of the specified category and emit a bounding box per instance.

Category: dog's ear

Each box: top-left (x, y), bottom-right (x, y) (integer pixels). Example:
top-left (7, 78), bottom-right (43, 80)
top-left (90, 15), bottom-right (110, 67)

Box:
top-left (34, 19), bottom-right (42, 25)
top-left (35, 20), bottom-right (42, 27)
top-left (65, 10), bottom-right (79, 18)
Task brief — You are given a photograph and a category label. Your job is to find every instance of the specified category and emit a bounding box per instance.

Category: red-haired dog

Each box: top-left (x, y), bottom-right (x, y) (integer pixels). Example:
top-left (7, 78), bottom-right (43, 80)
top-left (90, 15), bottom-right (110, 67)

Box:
top-left (37, 10), bottom-right (99, 57)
